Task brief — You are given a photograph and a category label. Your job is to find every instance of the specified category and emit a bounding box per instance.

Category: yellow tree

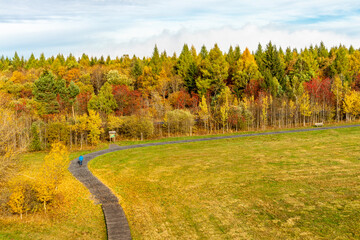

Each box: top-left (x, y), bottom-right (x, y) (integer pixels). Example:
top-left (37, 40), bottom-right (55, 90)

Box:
top-left (331, 76), bottom-right (343, 122)
top-left (289, 100), bottom-right (296, 126)
top-left (219, 87), bottom-right (231, 133)
top-left (233, 48), bottom-right (261, 97)
top-left (108, 115), bottom-right (123, 133)
top-left (75, 114), bottom-right (88, 149)
top-left (198, 95), bottom-right (210, 132)
top-left (281, 100), bottom-right (287, 128)
top-left (10, 71), bottom-right (26, 84)
top-left (8, 185), bottom-right (26, 219)
top-left (299, 92), bottom-right (312, 126)
top-left (343, 90), bottom-right (360, 121)
top-left (136, 66), bottom-right (157, 98)
top-left (87, 110), bottom-right (103, 145)
top-left (34, 142), bottom-right (69, 213)
top-left (156, 69), bottom-right (170, 99)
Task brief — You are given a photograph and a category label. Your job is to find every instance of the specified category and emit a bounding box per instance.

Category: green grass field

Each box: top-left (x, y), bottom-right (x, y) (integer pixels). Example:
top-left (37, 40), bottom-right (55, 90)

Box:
top-left (0, 149), bottom-right (107, 240)
top-left (89, 127), bottom-right (360, 239)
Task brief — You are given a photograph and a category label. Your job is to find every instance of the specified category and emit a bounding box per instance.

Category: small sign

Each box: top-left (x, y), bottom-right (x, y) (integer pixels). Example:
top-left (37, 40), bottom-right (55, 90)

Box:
top-left (109, 131), bottom-right (116, 142)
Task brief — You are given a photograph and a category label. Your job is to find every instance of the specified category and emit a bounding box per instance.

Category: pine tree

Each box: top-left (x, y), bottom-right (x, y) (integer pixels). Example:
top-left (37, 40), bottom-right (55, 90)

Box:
top-left (150, 45), bottom-right (161, 75)
top-left (200, 45), bottom-right (208, 59)
top-left (33, 72), bottom-right (60, 115)
top-left (208, 44), bottom-right (229, 96)
top-left (88, 82), bottom-right (117, 115)
top-left (177, 44), bottom-right (197, 93)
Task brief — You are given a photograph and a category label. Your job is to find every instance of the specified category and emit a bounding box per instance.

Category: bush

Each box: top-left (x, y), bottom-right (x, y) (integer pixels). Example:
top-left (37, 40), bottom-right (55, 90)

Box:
top-left (164, 109), bottom-right (194, 135)
top-left (119, 116), bottom-right (154, 140)
top-left (46, 121), bottom-right (69, 145)
top-left (6, 177), bottom-right (40, 218)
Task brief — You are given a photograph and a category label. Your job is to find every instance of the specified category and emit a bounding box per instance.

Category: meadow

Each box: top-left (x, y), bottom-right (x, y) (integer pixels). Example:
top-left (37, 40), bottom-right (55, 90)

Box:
top-left (89, 127), bottom-right (360, 239)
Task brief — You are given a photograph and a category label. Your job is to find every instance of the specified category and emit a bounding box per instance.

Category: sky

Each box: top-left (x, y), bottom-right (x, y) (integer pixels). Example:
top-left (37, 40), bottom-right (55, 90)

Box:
top-left (0, 0), bottom-right (359, 58)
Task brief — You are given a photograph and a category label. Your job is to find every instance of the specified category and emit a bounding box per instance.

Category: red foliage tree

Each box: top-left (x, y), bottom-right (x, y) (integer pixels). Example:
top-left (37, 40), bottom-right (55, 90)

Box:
top-left (187, 92), bottom-right (200, 111)
top-left (352, 73), bottom-right (360, 91)
top-left (244, 79), bottom-right (262, 99)
top-left (77, 92), bottom-right (92, 114)
top-left (169, 90), bottom-right (194, 109)
top-left (112, 85), bottom-right (142, 116)
top-left (305, 77), bottom-right (333, 104)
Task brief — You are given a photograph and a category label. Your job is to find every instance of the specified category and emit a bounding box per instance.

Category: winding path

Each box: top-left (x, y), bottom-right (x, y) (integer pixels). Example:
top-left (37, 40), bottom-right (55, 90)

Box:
top-left (68, 124), bottom-right (360, 240)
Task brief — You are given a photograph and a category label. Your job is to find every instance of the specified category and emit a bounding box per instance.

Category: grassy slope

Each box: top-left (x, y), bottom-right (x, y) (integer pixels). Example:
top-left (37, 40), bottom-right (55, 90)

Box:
top-left (113, 121), bottom-right (360, 147)
top-left (0, 149), bottom-right (107, 240)
top-left (90, 127), bottom-right (360, 239)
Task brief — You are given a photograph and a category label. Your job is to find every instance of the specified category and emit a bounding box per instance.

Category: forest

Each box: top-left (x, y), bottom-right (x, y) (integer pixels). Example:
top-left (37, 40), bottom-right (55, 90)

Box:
top-left (1, 41), bottom-right (360, 155)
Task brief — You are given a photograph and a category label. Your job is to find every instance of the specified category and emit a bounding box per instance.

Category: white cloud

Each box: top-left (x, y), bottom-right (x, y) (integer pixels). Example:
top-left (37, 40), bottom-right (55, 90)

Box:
top-left (0, 0), bottom-right (360, 57)
top-left (102, 24), bottom-right (358, 58)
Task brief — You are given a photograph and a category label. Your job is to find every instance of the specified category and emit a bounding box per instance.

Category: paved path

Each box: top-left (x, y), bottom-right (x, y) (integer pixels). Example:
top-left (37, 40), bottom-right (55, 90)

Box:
top-left (68, 124), bottom-right (360, 240)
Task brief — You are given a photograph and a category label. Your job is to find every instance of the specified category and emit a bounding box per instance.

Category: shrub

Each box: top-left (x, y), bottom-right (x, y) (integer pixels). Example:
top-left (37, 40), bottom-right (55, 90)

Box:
top-left (164, 109), bottom-right (194, 135)
top-left (120, 116), bottom-right (154, 140)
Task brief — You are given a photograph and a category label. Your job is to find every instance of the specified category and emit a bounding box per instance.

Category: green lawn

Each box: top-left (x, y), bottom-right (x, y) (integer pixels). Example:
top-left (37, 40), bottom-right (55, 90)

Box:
top-left (89, 127), bottom-right (360, 239)
top-left (0, 149), bottom-right (107, 240)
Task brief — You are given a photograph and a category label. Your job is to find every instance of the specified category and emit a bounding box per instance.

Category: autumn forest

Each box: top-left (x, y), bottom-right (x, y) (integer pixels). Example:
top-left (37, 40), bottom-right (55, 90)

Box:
top-left (2, 42), bottom-right (360, 151)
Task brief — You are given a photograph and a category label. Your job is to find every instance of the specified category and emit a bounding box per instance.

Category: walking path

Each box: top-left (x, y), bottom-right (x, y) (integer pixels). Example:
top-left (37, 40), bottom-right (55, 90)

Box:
top-left (68, 124), bottom-right (360, 240)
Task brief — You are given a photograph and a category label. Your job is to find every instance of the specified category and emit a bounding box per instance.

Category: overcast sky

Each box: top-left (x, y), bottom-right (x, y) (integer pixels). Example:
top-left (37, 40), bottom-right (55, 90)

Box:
top-left (0, 0), bottom-right (359, 58)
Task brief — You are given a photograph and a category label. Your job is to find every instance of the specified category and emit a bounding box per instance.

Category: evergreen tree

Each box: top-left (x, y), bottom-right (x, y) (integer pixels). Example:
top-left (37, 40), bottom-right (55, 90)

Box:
top-left (207, 44), bottom-right (229, 96)
top-left (33, 72), bottom-right (60, 115)
top-left (26, 53), bottom-right (37, 69)
top-left (200, 45), bottom-right (208, 59)
top-left (176, 44), bottom-right (197, 93)
top-left (12, 52), bottom-right (23, 69)
top-left (150, 44), bottom-right (161, 74)
top-left (88, 82), bottom-right (117, 115)
top-left (39, 53), bottom-right (46, 68)
top-left (234, 46), bottom-right (241, 61)
top-left (131, 57), bottom-right (143, 80)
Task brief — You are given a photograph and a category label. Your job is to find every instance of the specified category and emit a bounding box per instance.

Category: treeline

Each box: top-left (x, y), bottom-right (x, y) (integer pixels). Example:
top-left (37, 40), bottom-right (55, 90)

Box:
top-left (1, 42), bottom-right (360, 152)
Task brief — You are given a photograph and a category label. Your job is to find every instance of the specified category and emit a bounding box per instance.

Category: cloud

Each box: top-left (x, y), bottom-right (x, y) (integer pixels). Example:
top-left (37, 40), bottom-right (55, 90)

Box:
top-left (0, 0), bottom-right (359, 57)
top-left (103, 24), bottom-right (358, 58)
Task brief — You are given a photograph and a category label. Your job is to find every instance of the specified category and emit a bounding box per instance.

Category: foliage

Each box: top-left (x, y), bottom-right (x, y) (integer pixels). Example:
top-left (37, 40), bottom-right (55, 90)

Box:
top-left (343, 90), bottom-right (360, 120)
top-left (88, 83), bottom-right (117, 115)
top-left (7, 185), bottom-right (26, 218)
top-left (0, 96), bottom-right (28, 188)
top-left (198, 95), bottom-right (209, 129)
top-left (1, 150), bottom-right (106, 239)
top-left (2, 43), bottom-right (360, 148)
top-left (112, 84), bottom-right (141, 116)
top-left (120, 115), bottom-right (154, 139)
top-left (32, 71), bottom-right (60, 115)
top-left (34, 142), bottom-right (69, 212)
top-left (106, 70), bottom-right (133, 86)
top-left (164, 109), bottom-right (194, 134)
top-left (87, 110), bottom-right (103, 145)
